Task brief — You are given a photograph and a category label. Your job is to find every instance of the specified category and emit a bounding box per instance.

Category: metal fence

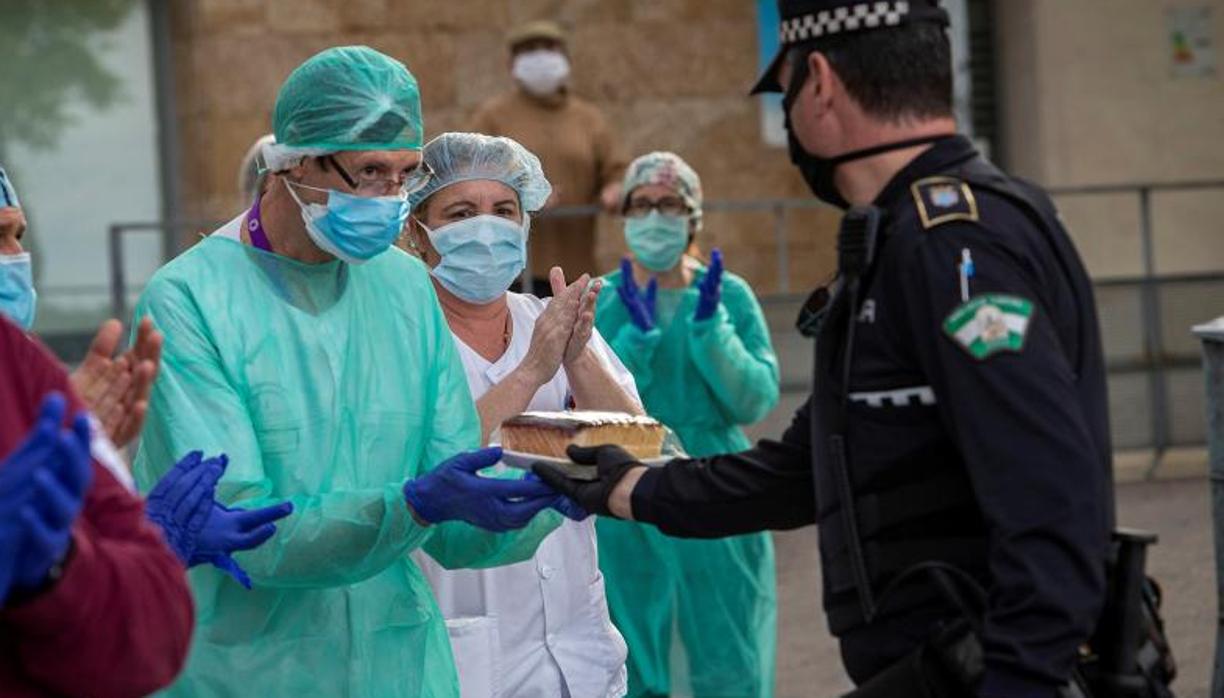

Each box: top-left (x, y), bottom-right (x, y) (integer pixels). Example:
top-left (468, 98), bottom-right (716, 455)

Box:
top-left (104, 181), bottom-right (1224, 455)
top-left (1047, 180), bottom-right (1224, 462)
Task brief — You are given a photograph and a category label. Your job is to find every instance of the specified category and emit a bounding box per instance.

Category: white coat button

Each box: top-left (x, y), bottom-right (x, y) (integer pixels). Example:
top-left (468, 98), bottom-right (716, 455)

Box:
top-left (546, 633), bottom-right (557, 647)
top-left (539, 564), bottom-right (554, 579)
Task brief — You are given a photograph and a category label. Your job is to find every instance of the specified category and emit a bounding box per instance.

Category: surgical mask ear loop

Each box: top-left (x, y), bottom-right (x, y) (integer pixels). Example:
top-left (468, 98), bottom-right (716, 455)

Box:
top-left (405, 216), bottom-right (433, 262)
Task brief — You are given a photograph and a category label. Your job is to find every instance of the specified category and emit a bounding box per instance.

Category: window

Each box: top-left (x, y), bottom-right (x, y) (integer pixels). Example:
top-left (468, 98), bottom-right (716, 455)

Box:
top-left (0, 0), bottom-right (164, 348)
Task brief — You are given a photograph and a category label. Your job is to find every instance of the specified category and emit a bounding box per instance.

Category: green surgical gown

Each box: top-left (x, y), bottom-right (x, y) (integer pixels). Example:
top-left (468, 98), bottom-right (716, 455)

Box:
top-left (132, 231), bottom-right (559, 698)
top-left (595, 262), bottom-right (780, 698)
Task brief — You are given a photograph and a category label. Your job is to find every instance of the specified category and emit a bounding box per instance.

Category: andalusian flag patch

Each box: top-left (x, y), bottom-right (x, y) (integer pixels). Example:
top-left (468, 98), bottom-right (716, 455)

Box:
top-left (942, 294), bottom-right (1033, 359)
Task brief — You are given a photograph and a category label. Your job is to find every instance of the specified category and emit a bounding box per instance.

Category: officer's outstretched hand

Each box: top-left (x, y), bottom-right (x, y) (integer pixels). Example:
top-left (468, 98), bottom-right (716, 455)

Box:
top-left (532, 444), bottom-right (644, 518)
top-left (404, 447), bottom-right (560, 532)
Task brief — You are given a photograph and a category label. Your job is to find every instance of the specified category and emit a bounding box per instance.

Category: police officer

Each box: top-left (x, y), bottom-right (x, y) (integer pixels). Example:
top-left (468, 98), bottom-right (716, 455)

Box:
top-left (534, 1), bottom-right (1115, 696)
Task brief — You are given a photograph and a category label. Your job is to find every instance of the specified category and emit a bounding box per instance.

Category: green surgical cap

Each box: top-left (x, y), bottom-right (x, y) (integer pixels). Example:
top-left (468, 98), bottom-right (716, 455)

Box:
top-left (268, 46), bottom-right (423, 168)
top-left (408, 132), bottom-right (552, 213)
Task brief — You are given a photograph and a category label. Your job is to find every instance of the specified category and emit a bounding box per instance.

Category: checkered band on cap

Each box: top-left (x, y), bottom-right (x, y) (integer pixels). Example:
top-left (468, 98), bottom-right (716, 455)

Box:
top-left (780, 1), bottom-right (910, 45)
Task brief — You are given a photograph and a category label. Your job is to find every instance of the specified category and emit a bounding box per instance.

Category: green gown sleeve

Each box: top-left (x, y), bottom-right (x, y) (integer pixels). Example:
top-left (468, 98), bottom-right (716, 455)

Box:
top-left (686, 273), bottom-right (780, 425)
top-left (609, 325), bottom-right (664, 388)
top-left (132, 276), bottom-right (436, 589)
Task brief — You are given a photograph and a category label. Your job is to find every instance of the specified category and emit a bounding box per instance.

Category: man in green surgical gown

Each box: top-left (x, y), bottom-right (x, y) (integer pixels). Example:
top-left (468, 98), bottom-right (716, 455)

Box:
top-left (132, 46), bottom-right (562, 697)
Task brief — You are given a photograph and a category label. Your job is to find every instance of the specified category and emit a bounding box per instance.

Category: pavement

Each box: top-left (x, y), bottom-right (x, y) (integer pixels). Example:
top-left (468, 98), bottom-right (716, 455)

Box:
top-left (771, 476), bottom-right (1216, 698)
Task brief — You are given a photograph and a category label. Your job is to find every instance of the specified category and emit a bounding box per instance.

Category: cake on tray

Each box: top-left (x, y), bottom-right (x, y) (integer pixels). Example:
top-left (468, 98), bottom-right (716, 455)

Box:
top-left (500, 411), bottom-right (665, 460)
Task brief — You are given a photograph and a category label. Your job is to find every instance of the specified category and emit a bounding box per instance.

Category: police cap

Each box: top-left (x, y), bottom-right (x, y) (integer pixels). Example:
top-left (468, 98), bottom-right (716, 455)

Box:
top-left (751, 0), bottom-right (949, 94)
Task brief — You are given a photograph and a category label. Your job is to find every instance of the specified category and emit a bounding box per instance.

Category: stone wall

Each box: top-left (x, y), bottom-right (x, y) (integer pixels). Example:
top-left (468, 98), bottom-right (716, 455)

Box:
top-left (168, 0), bottom-right (836, 293)
top-left (169, 0), bottom-right (1224, 292)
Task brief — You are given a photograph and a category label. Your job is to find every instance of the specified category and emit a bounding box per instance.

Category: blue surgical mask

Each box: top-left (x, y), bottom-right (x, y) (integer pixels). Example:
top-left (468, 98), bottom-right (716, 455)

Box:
top-left (285, 179), bottom-right (409, 264)
top-left (424, 214), bottom-right (528, 304)
top-left (0, 253), bottom-right (37, 330)
top-left (624, 211), bottom-right (688, 272)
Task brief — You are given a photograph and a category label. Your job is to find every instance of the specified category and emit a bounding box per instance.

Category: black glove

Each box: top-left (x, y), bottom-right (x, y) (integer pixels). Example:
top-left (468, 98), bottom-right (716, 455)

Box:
top-left (531, 444), bottom-right (644, 518)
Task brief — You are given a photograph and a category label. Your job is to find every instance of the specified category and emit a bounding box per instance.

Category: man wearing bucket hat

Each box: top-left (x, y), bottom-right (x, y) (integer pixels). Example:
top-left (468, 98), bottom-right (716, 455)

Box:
top-left (132, 46), bottom-right (565, 697)
top-left (533, 3), bottom-right (1132, 696)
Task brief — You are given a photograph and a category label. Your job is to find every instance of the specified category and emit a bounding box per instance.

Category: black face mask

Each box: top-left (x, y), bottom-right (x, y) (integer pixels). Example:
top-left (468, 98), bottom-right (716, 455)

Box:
top-left (782, 52), bottom-right (956, 209)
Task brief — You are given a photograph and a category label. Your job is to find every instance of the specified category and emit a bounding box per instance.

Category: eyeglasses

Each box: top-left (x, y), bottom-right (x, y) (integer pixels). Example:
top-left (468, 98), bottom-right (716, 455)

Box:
top-left (623, 197), bottom-right (689, 219)
top-left (323, 155), bottom-right (434, 197)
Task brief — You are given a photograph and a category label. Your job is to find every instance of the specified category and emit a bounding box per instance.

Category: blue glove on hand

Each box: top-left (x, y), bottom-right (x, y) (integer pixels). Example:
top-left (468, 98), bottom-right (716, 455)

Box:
top-left (404, 447), bottom-right (561, 532)
top-left (10, 394), bottom-right (94, 594)
top-left (617, 258), bottom-right (657, 332)
top-left (0, 395), bottom-right (67, 603)
top-left (145, 450), bottom-right (223, 564)
top-left (146, 452), bottom-right (293, 589)
top-left (192, 496), bottom-right (294, 590)
top-left (694, 248), bottom-right (723, 322)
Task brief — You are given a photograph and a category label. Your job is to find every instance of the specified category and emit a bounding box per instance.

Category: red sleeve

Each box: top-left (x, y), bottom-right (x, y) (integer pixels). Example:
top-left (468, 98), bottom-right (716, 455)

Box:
top-left (0, 318), bottom-right (195, 698)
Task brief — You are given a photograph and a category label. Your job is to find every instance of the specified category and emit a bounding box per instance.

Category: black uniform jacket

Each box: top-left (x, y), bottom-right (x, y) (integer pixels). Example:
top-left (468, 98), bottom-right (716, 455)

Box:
top-left (631, 136), bottom-right (1112, 696)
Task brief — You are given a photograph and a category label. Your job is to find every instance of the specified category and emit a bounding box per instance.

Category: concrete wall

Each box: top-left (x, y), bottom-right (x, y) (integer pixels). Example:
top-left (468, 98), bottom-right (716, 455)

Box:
top-left (997, 0), bottom-right (1224, 280)
top-left (167, 0), bottom-right (838, 293)
top-left (996, 0), bottom-right (1224, 462)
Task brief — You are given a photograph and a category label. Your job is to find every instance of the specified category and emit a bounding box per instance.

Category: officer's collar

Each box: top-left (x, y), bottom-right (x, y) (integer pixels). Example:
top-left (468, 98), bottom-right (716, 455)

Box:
top-left (871, 134), bottom-right (978, 211)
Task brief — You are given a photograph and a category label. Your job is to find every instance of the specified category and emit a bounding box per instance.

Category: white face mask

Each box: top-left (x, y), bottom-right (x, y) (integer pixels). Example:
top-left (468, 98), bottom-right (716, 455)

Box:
top-left (512, 49), bottom-right (571, 96)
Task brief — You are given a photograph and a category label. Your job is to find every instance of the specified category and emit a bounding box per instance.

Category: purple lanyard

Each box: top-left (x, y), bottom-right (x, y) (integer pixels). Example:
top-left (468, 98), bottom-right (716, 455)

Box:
top-left (243, 196), bottom-right (274, 252)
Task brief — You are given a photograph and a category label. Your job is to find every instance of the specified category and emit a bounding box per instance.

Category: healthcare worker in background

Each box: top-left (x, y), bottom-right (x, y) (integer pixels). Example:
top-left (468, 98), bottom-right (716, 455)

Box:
top-left (595, 152), bottom-right (781, 698)
top-left (1, 163), bottom-right (160, 451)
top-left (132, 47), bottom-right (565, 698)
top-left (0, 164), bottom-right (294, 588)
top-left (399, 132), bottom-right (633, 698)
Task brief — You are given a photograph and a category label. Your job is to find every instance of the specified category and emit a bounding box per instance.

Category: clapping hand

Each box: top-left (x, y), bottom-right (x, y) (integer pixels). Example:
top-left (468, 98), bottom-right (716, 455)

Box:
top-left (70, 318), bottom-right (163, 448)
top-left (0, 393), bottom-right (93, 602)
top-left (694, 248), bottom-right (723, 322)
top-left (145, 451), bottom-right (293, 589)
top-left (550, 267), bottom-right (602, 367)
top-left (522, 267), bottom-right (589, 386)
top-left (616, 258), bottom-right (656, 332)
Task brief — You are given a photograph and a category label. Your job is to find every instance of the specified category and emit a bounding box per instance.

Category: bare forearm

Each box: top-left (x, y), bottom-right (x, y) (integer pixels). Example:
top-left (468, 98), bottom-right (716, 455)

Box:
top-left (476, 366), bottom-right (545, 444)
top-left (564, 349), bottom-right (643, 415)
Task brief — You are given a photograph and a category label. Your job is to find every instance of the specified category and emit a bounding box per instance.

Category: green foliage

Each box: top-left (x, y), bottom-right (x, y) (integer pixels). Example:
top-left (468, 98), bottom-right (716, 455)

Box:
top-left (0, 0), bottom-right (138, 151)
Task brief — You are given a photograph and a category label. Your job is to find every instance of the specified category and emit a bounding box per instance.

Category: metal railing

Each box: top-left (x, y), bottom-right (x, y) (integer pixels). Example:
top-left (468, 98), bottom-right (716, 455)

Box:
top-left (104, 181), bottom-right (1224, 456)
top-left (537, 198), bottom-right (831, 295)
top-left (107, 219), bottom-right (216, 321)
top-left (105, 199), bottom-right (833, 320)
top-left (1048, 179), bottom-right (1224, 462)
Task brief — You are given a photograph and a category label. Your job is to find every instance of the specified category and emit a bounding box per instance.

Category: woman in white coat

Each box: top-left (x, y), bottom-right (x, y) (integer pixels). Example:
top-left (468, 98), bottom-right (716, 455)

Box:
top-left (401, 132), bottom-right (634, 698)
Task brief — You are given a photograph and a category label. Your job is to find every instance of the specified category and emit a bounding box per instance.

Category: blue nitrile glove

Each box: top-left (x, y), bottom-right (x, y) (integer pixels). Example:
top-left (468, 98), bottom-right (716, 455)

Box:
top-left (694, 248), bottom-right (723, 322)
top-left (146, 452), bottom-right (293, 588)
top-left (12, 396), bottom-right (94, 592)
top-left (524, 472), bottom-right (589, 521)
top-left (0, 393), bottom-right (75, 603)
top-left (145, 450), bottom-right (223, 564)
top-left (617, 257), bottom-right (657, 332)
top-left (191, 492), bottom-right (294, 590)
top-left (403, 447), bottom-right (561, 532)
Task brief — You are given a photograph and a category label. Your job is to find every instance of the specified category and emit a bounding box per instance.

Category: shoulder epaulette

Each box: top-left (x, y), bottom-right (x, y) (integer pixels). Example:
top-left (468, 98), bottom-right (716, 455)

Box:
top-left (910, 176), bottom-right (979, 230)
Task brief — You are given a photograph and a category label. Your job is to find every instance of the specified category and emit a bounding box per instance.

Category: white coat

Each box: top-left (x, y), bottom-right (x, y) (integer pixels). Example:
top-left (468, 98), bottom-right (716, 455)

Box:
top-left (415, 292), bottom-right (632, 698)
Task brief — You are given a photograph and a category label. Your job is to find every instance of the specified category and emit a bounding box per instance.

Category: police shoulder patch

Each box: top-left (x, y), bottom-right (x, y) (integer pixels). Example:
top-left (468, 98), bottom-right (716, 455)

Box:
top-left (942, 293), bottom-right (1033, 360)
top-left (911, 176), bottom-right (979, 230)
